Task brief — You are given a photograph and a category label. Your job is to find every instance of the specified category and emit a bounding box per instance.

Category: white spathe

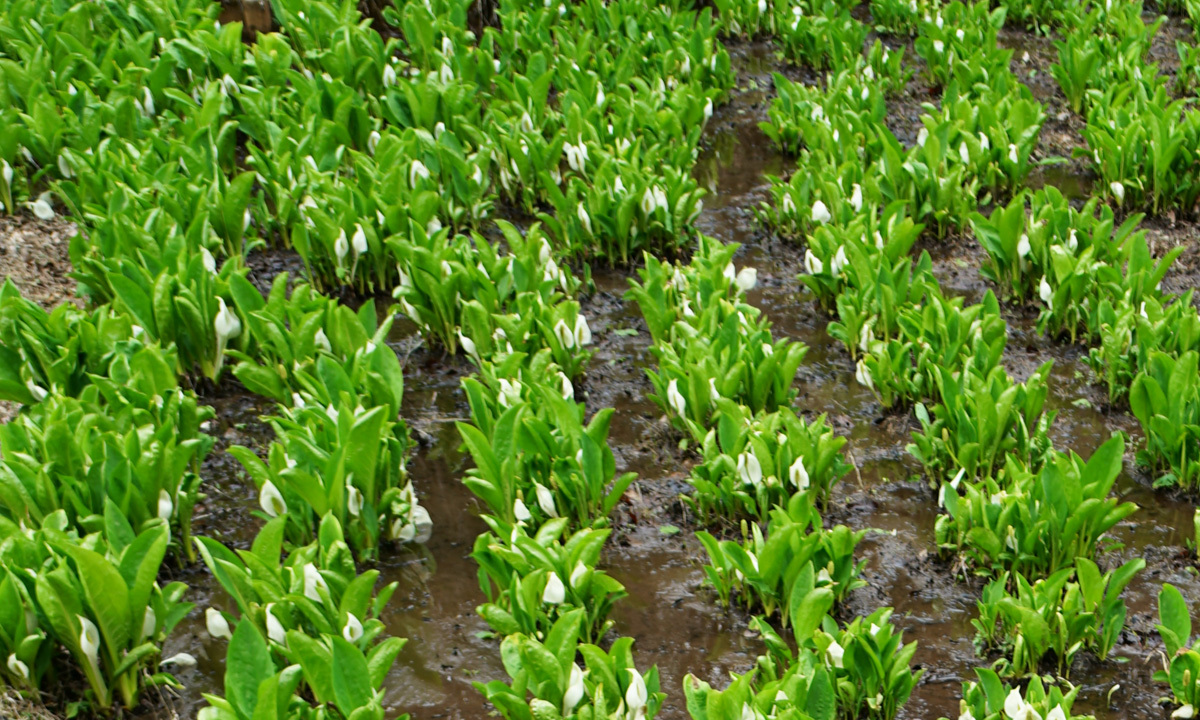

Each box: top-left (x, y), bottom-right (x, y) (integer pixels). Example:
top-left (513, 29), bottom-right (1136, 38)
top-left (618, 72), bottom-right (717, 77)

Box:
top-left (667, 379), bottom-right (687, 416)
top-left (206, 608), bottom-right (232, 640)
top-left (542, 571), bottom-right (566, 604)
top-left (260, 480), bottom-right (287, 517)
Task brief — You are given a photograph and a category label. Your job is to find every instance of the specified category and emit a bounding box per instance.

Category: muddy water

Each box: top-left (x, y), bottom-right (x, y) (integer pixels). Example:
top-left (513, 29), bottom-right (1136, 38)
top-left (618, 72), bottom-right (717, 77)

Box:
top-left (158, 31), bottom-right (1200, 720)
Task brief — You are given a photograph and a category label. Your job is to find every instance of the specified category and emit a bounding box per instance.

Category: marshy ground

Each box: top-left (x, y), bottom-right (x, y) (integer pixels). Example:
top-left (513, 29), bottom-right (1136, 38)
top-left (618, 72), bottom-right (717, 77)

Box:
top-left (3, 7), bottom-right (1199, 720)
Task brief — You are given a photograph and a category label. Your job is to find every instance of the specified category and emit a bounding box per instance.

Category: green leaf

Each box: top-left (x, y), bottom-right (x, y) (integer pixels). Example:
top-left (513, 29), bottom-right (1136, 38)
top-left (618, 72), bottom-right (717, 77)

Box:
top-left (1159, 583), bottom-right (1191, 657)
top-left (226, 620), bottom-right (273, 720)
top-left (56, 542), bottom-right (132, 664)
top-left (805, 666), bottom-right (836, 720)
top-left (287, 631), bottom-right (335, 704)
top-left (332, 637), bottom-right (374, 715)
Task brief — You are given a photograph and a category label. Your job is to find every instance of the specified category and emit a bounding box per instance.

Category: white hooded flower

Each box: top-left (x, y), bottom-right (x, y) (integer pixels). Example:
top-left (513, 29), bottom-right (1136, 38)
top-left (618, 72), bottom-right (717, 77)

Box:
top-left (451, 328), bottom-right (474, 358)
top-left (411, 504), bottom-right (433, 544)
top-left (514, 497), bottom-right (532, 522)
top-left (1007, 143), bottom-right (1019, 164)
top-left (554, 319), bottom-right (576, 349)
top-left (201, 247), bottom-right (218, 275)
top-left (383, 64), bottom-right (397, 87)
top-left (310, 328), bottom-right (331, 355)
top-left (78, 616), bottom-right (100, 671)
top-left (206, 608), bottom-right (232, 640)
top-left (542, 571), bottom-right (566, 604)
top-left (626, 669), bottom-right (648, 712)
top-left (142, 606), bottom-right (157, 640)
top-left (30, 192), bottom-right (55, 220)
top-left (1004, 689), bottom-right (1025, 719)
top-left (302, 564), bottom-right (328, 601)
top-left (577, 203), bottom-right (592, 234)
top-left (7, 654), bottom-right (29, 682)
top-left (735, 267), bottom-right (757, 291)
top-left (1110, 181), bottom-right (1125, 204)
top-left (641, 187), bottom-right (657, 215)
top-left (959, 142), bottom-right (970, 164)
top-left (916, 127), bottom-right (929, 147)
top-left (564, 143), bottom-right (581, 173)
top-left (1046, 707), bottom-right (1067, 720)
top-left (564, 663), bottom-right (585, 714)
top-left (410, 160), bottom-right (431, 186)
top-left (831, 246), bottom-right (848, 276)
top-left (709, 378), bottom-right (720, 402)
top-left (1173, 705), bottom-right (1196, 719)
top-left (782, 192), bottom-right (796, 215)
top-left (260, 480), bottom-right (287, 517)
top-left (57, 152), bottom-right (74, 179)
top-left (161, 653), bottom-right (196, 668)
top-left (1039, 276), bottom-right (1053, 308)
top-left (265, 604), bottom-right (286, 644)
top-left (559, 372), bottom-right (574, 400)
top-left (789, 457), bottom-right (810, 490)
top-left (737, 451), bottom-right (763, 487)
top-left (569, 561), bottom-right (588, 588)
top-left (352, 224), bottom-right (368, 255)
top-left (855, 360), bottom-right (873, 390)
top-left (826, 639), bottom-right (844, 668)
top-left (804, 249), bottom-right (824, 275)
top-left (933, 39), bottom-right (945, 53)
top-left (1017, 233), bottom-right (1031, 259)
top-left (667, 378), bottom-right (687, 416)
top-left (334, 230), bottom-right (349, 263)
top-left (347, 485), bottom-right (364, 517)
top-left (157, 489), bottom-right (174, 521)
top-left (812, 200), bottom-right (832, 224)
top-left (534, 483), bottom-right (559, 517)
top-left (859, 322), bottom-right (874, 353)
top-left (214, 297), bottom-right (242, 342)
top-left (849, 184), bottom-right (863, 212)
top-left (497, 378), bottom-right (522, 408)
top-left (574, 315), bottom-right (592, 346)
top-left (343, 613), bottom-right (364, 643)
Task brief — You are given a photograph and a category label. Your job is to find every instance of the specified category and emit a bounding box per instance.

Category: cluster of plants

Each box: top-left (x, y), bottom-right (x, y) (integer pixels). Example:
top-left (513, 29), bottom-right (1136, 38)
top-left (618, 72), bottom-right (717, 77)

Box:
top-left (1154, 583), bottom-right (1200, 719)
top-left (968, 182), bottom-right (1200, 488)
top-left (683, 607), bottom-right (923, 720)
top-left (627, 219), bottom-right (918, 718)
top-left (627, 238), bottom-right (807, 446)
top-left (453, 309), bottom-right (663, 716)
top-left (759, 3), bottom-right (1045, 244)
top-left (197, 515), bottom-right (411, 720)
top-left (938, 670), bottom-right (1091, 720)
top-left (971, 557), bottom-right (1144, 678)
top-left (742, 0), bottom-right (1162, 695)
top-left (445, 229), bottom-right (657, 715)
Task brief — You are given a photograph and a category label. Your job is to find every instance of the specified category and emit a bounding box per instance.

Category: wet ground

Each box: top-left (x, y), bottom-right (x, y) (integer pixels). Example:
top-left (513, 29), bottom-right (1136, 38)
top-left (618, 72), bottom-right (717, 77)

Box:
top-left (5, 9), bottom-right (1200, 720)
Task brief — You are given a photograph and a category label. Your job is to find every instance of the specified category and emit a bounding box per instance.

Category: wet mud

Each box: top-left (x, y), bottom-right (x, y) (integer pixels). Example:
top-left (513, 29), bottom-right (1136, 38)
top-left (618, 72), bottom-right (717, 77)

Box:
top-left (153, 14), bottom-right (1200, 720)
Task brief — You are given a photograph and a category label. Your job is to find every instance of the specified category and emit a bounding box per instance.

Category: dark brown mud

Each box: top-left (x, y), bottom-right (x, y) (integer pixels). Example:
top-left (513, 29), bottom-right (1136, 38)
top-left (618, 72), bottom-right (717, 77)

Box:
top-left (156, 16), bottom-right (1200, 720)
